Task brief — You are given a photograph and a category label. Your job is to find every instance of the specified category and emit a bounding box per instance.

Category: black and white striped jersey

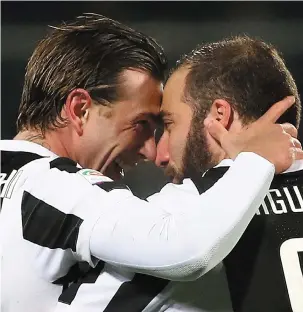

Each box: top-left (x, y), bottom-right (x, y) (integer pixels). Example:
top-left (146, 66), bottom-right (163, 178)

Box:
top-left (0, 139), bottom-right (275, 312)
top-left (54, 159), bottom-right (303, 312)
top-left (55, 254), bottom-right (234, 312)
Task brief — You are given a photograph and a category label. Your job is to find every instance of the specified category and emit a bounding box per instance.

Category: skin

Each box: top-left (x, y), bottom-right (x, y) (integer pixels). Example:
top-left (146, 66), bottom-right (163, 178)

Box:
top-left (156, 66), bottom-right (257, 182)
top-left (15, 69), bottom-right (163, 180)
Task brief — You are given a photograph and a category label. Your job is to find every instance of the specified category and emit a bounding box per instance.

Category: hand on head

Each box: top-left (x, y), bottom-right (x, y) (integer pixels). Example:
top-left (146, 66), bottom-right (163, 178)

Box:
top-left (205, 96), bottom-right (303, 174)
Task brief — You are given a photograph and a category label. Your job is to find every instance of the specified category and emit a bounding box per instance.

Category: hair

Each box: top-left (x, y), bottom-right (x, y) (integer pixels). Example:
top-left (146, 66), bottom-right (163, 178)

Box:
top-left (176, 35), bottom-right (301, 128)
top-left (17, 13), bottom-right (168, 133)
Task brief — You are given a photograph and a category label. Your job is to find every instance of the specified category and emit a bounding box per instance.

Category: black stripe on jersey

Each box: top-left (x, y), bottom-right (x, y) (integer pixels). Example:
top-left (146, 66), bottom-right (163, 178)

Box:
top-left (49, 157), bottom-right (80, 173)
top-left (299, 251), bottom-right (303, 272)
top-left (103, 274), bottom-right (169, 312)
top-left (58, 261), bottom-right (105, 305)
top-left (53, 262), bottom-right (91, 290)
top-left (21, 192), bottom-right (83, 251)
top-left (95, 181), bottom-right (130, 192)
top-left (1, 150), bottom-right (44, 174)
top-left (49, 158), bottom-right (130, 192)
top-left (191, 167), bottom-right (229, 194)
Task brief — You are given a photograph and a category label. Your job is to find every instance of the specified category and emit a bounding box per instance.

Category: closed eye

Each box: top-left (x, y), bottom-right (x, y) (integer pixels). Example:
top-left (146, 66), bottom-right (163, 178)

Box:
top-left (163, 120), bottom-right (173, 130)
top-left (137, 120), bottom-right (149, 126)
top-left (135, 120), bottom-right (152, 133)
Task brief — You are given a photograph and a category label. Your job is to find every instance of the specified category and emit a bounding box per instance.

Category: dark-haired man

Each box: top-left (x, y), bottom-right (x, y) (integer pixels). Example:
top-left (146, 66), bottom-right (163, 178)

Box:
top-left (0, 14), bottom-right (300, 312)
top-left (153, 36), bottom-right (303, 312)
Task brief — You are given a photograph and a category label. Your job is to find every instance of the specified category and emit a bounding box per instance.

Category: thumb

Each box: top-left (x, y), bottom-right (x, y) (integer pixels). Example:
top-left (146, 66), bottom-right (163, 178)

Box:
top-left (204, 118), bottom-right (228, 144)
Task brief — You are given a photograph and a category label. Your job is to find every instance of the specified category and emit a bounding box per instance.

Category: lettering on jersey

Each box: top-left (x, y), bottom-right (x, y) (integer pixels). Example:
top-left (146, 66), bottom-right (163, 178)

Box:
top-left (77, 169), bottom-right (112, 185)
top-left (257, 185), bottom-right (303, 215)
top-left (0, 170), bottom-right (23, 199)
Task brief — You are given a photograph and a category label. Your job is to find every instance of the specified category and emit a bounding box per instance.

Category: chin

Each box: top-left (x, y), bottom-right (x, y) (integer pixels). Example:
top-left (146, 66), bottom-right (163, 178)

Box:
top-left (172, 177), bottom-right (183, 184)
top-left (164, 164), bottom-right (184, 184)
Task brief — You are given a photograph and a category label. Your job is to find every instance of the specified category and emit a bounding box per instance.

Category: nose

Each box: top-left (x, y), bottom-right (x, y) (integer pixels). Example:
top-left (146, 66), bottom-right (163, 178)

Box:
top-left (138, 136), bottom-right (157, 162)
top-left (155, 132), bottom-right (170, 167)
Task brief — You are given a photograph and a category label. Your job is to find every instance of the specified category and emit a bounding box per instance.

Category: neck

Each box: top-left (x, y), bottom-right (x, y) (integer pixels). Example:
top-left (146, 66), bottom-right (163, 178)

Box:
top-left (14, 129), bottom-right (70, 158)
top-left (209, 145), bottom-right (229, 168)
top-left (217, 152), bottom-right (230, 163)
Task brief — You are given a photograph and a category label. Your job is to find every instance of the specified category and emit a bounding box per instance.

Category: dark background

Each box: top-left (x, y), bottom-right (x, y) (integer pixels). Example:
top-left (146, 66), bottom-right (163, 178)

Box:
top-left (2, 1), bottom-right (303, 192)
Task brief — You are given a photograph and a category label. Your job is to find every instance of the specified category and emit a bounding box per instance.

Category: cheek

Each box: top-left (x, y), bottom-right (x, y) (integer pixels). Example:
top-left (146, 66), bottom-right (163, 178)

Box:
top-left (168, 130), bottom-right (187, 165)
top-left (124, 130), bottom-right (139, 144)
top-left (117, 130), bottom-right (143, 153)
top-left (79, 130), bottom-right (102, 158)
top-left (82, 119), bottom-right (114, 153)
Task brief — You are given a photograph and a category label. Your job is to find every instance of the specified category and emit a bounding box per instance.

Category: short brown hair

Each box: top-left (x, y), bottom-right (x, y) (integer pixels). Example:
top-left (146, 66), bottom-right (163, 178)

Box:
top-left (177, 35), bottom-right (301, 128)
top-left (17, 13), bottom-right (167, 133)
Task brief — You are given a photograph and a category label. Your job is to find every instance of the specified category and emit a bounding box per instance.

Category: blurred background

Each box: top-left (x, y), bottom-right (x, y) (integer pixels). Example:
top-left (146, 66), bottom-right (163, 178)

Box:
top-left (2, 1), bottom-right (303, 193)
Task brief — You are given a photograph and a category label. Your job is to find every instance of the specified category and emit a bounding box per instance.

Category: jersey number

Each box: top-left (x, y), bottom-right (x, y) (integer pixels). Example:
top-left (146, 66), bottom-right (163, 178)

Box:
top-left (280, 238), bottom-right (303, 312)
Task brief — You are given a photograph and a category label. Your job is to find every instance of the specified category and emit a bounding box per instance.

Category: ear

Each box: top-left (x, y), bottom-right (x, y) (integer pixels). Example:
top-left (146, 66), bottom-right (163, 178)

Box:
top-left (64, 88), bottom-right (92, 136)
top-left (208, 99), bottom-right (233, 129)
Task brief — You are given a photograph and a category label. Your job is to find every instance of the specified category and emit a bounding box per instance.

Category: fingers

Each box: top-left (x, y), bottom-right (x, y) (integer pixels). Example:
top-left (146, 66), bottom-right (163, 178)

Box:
top-left (292, 138), bottom-right (302, 149)
top-left (257, 96), bottom-right (295, 124)
top-left (293, 147), bottom-right (303, 161)
top-left (281, 122), bottom-right (298, 139)
top-left (204, 118), bottom-right (228, 143)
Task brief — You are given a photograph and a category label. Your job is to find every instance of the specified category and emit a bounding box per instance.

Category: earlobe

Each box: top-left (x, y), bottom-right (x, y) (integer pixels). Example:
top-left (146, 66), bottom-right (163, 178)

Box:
top-left (64, 89), bottom-right (92, 136)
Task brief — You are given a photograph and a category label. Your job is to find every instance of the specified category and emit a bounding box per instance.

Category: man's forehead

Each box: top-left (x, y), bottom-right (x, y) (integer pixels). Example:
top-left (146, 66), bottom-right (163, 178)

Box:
top-left (161, 67), bottom-right (190, 114)
top-left (116, 69), bottom-right (163, 112)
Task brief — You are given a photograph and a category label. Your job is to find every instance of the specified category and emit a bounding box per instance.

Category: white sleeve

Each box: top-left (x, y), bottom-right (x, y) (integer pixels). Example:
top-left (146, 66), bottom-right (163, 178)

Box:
top-left (89, 152), bottom-right (274, 281)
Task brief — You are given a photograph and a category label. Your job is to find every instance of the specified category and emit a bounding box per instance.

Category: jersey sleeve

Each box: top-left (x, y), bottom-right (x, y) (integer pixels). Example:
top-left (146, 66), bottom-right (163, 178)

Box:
top-left (21, 152), bottom-right (274, 282)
